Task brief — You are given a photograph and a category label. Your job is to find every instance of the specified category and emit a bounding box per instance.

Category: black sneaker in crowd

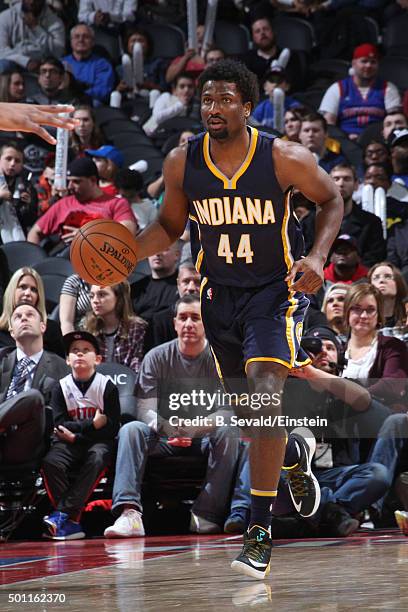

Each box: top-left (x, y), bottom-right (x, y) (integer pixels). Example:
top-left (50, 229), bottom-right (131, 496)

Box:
top-left (231, 525), bottom-right (273, 580)
top-left (321, 501), bottom-right (360, 537)
top-left (285, 426), bottom-right (321, 518)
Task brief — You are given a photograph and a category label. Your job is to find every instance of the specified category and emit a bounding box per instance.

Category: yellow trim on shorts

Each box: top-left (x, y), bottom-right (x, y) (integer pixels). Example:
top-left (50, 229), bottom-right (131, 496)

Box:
top-left (203, 127), bottom-right (258, 190)
top-left (281, 190), bottom-right (299, 368)
top-left (189, 214), bottom-right (204, 273)
top-left (245, 356), bottom-right (292, 372)
top-left (282, 463), bottom-right (299, 470)
top-left (251, 489), bottom-right (278, 497)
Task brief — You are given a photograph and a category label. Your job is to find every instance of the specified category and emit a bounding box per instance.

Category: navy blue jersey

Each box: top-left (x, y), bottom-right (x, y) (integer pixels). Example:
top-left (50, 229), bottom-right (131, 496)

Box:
top-left (183, 127), bottom-right (305, 287)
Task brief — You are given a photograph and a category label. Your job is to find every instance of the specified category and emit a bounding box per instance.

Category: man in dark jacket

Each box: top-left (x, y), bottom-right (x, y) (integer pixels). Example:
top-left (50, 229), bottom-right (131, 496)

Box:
top-left (330, 163), bottom-right (386, 267)
top-left (0, 303), bottom-right (69, 465)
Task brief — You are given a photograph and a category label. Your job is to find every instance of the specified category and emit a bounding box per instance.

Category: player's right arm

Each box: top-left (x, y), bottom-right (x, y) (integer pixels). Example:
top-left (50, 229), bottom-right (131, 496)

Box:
top-left (135, 146), bottom-right (189, 260)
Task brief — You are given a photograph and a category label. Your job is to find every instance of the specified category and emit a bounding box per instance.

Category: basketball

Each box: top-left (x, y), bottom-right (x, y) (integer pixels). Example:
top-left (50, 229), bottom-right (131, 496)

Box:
top-left (70, 219), bottom-right (138, 285)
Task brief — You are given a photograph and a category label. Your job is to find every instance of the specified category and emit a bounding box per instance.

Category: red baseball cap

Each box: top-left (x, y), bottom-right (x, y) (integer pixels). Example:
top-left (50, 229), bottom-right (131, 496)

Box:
top-left (353, 43), bottom-right (379, 60)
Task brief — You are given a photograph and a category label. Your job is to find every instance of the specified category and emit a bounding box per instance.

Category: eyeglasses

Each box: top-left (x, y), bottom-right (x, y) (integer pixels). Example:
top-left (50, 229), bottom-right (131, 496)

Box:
top-left (349, 306), bottom-right (377, 317)
top-left (371, 273), bottom-right (394, 282)
top-left (39, 68), bottom-right (61, 75)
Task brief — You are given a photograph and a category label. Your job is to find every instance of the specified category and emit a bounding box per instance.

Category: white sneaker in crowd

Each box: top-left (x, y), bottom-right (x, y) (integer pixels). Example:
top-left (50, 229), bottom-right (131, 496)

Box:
top-left (104, 508), bottom-right (145, 538)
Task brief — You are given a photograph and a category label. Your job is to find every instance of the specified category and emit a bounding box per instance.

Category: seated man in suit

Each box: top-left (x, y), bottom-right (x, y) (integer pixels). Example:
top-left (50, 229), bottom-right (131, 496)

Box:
top-left (0, 302), bottom-right (69, 465)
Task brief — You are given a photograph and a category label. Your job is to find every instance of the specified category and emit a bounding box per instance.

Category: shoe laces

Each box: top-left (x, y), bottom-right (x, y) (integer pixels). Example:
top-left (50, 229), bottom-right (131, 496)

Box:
top-left (243, 536), bottom-right (270, 563)
top-left (287, 469), bottom-right (311, 497)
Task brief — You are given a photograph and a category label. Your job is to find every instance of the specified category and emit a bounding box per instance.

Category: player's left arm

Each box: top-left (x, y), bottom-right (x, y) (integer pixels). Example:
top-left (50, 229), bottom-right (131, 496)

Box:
top-left (274, 139), bottom-right (343, 294)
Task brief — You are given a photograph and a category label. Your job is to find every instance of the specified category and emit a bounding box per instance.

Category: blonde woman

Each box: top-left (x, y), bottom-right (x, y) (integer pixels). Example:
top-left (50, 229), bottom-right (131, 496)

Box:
top-left (84, 281), bottom-right (147, 373)
top-left (0, 267), bottom-right (64, 357)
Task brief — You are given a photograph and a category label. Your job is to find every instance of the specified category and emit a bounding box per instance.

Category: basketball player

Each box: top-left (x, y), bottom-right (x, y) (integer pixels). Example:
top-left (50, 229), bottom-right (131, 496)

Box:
top-left (0, 102), bottom-right (78, 144)
top-left (134, 60), bottom-right (344, 579)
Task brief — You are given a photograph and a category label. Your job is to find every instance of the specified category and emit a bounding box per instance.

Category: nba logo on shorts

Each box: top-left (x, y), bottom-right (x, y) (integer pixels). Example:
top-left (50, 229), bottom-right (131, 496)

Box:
top-left (206, 288), bottom-right (213, 301)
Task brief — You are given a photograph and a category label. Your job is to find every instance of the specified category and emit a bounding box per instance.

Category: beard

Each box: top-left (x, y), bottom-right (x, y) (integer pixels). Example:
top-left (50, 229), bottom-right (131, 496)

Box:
top-left (207, 126), bottom-right (229, 140)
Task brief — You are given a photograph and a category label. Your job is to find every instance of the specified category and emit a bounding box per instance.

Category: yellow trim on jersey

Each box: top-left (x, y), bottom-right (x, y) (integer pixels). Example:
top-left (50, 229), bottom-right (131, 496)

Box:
top-left (245, 356), bottom-right (292, 371)
top-left (281, 463), bottom-right (299, 470)
top-left (281, 190), bottom-right (298, 368)
top-left (189, 214), bottom-right (204, 273)
top-left (203, 127), bottom-right (259, 190)
top-left (250, 489), bottom-right (278, 497)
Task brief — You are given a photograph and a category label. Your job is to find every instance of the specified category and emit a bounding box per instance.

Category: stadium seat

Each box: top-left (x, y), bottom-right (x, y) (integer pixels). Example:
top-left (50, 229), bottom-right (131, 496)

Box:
top-left (144, 24), bottom-right (185, 59)
top-left (128, 259), bottom-right (151, 284)
top-left (378, 57), bottom-right (408, 92)
top-left (41, 273), bottom-right (68, 313)
top-left (96, 362), bottom-right (137, 423)
top-left (309, 59), bottom-right (350, 88)
top-left (327, 125), bottom-right (363, 169)
top-left (94, 28), bottom-right (121, 65)
top-left (357, 121), bottom-right (383, 149)
top-left (0, 242), bottom-right (47, 275)
top-left (213, 21), bottom-right (250, 57)
top-left (383, 15), bottom-right (408, 56)
top-left (272, 16), bottom-right (316, 53)
top-left (93, 106), bottom-right (129, 127)
top-left (291, 89), bottom-right (325, 111)
top-left (33, 257), bottom-right (74, 278)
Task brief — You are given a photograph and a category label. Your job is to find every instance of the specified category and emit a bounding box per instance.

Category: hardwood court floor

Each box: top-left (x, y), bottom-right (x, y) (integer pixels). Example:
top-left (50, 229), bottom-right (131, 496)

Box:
top-left (1, 530), bottom-right (407, 611)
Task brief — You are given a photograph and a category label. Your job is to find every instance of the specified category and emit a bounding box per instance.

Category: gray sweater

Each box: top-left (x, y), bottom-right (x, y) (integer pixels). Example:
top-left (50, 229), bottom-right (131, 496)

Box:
top-left (0, 2), bottom-right (65, 68)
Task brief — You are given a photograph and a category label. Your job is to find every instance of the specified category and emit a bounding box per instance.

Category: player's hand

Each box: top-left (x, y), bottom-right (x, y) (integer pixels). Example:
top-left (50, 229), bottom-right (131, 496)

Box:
top-left (61, 225), bottom-right (79, 243)
top-left (0, 103), bottom-right (79, 145)
top-left (285, 254), bottom-right (324, 294)
top-left (93, 409), bottom-right (108, 429)
top-left (54, 425), bottom-right (76, 443)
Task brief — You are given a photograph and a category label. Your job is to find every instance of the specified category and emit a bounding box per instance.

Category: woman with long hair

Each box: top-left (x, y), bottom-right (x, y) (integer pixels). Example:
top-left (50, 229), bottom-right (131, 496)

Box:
top-left (368, 262), bottom-right (408, 331)
top-left (0, 71), bottom-right (26, 103)
top-left (84, 281), bottom-right (147, 373)
top-left (0, 267), bottom-right (64, 356)
top-left (70, 105), bottom-right (104, 157)
top-left (342, 283), bottom-right (408, 408)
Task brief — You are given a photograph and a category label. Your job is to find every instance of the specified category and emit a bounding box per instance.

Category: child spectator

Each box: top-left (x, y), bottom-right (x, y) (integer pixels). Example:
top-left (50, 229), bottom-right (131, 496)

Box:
top-left (42, 330), bottom-right (120, 540)
top-left (86, 145), bottom-right (124, 196)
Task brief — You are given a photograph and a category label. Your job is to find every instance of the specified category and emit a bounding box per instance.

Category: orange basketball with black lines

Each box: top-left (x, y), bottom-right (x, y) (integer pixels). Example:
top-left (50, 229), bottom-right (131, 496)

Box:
top-left (70, 219), bottom-right (138, 285)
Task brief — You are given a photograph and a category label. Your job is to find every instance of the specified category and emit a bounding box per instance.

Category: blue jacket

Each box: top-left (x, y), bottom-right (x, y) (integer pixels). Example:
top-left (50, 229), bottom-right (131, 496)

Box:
top-left (63, 53), bottom-right (115, 104)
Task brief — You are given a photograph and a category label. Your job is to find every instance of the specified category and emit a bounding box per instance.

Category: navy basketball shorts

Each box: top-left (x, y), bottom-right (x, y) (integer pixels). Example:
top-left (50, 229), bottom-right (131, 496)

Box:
top-left (200, 277), bottom-right (311, 394)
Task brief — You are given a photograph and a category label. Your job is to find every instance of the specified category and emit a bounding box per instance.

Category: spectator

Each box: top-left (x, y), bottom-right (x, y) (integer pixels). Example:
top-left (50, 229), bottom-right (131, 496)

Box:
top-left (204, 47), bottom-right (226, 68)
top-left (0, 302), bottom-right (68, 465)
top-left (63, 23), bottom-right (115, 105)
top-left (243, 17), bottom-right (279, 82)
top-left (27, 57), bottom-right (87, 106)
top-left (116, 25), bottom-right (168, 94)
top-left (114, 168), bottom-right (157, 232)
top-left (387, 216), bottom-right (408, 284)
top-left (70, 105), bottom-right (105, 158)
top-left (0, 0), bottom-right (65, 74)
top-left (342, 283), bottom-right (408, 408)
top-left (319, 44), bottom-right (401, 140)
top-left (324, 234), bottom-right (368, 285)
top-left (330, 163), bottom-right (386, 267)
top-left (78, 0), bottom-right (137, 28)
top-left (383, 111), bottom-right (408, 142)
top-left (368, 262), bottom-right (408, 332)
top-left (251, 70), bottom-right (300, 130)
top-left (388, 128), bottom-right (408, 188)
top-left (84, 281), bottom-right (147, 373)
top-left (36, 152), bottom-right (57, 215)
top-left (299, 113), bottom-right (346, 173)
top-left (289, 325), bottom-right (389, 537)
top-left (42, 330), bottom-right (120, 540)
top-left (131, 241), bottom-right (181, 320)
top-left (143, 73), bottom-right (199, 137)
top-left (59, 274), bottom-right (90, 335)
top-left (85, 145), bottom-right (124, 197)
top-left (144, 260), bottom-right (201, 352)
top-left (27, 157), bottom-right (137, 250)
top-left (0, 141), bottom-right (38, 243)
top-left (321, 283), bottom-right (349, 342)
top-left (103, 294), bottom-right (242, 538)
top-left (0, 266), bottom-right (65, 357)
top-left (0, 70), bottom-right (26, 102)
top-left (362, 140), bottom-right (391, 171)
top-left (165, 24), bottom-right (205, 85)
top-left (361, 162), bottom-right (408, 226)
top-left (283, 107), bottom-right (305, 142)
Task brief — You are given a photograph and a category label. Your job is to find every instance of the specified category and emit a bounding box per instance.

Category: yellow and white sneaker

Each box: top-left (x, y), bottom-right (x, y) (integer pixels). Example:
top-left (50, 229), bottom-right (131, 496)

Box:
top-left (104, 508), bottom-right (145, 538)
